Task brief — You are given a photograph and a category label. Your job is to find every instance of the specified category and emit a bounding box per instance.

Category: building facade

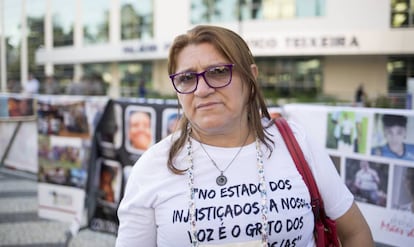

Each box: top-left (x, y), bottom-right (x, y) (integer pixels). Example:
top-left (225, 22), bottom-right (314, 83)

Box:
top-left (1, 0), bottom-right (413, 103)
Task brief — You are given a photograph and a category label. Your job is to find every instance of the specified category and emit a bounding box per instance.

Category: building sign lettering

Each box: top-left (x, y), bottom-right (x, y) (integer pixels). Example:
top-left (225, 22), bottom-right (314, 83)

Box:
top-left (285, 36), bottom-right (359, 48)
top-left (121, 36), bottom-right (360, 56)
top-left (123, 44), bottom-right (158, 53)
top-left (122, 42), bottom-right (172, 55)
top-left (247, 35), bottom-right (359, 51)
top-left (248, 38), bottom-right (278, 49)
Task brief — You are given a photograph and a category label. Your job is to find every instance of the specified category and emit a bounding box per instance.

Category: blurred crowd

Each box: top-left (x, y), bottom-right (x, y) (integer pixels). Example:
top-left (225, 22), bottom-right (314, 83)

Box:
top-left (6, 73), bottom-right (106, 96)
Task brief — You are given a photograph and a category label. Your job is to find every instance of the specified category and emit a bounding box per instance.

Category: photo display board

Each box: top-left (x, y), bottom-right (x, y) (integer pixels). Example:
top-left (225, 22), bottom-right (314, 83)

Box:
top-left (284, 104), bottom-right (414, 247)
top-left (1, 93), bottom-right (406, 246)
top-left (36, 95), bottom-right (107, 223)
top-left (87, 98), bottom-right (180, 233)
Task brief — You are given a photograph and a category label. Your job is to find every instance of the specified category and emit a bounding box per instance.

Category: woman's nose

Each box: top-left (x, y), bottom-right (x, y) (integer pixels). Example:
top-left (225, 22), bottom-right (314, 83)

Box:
top-left (194, 75), bottom-right (214, 96)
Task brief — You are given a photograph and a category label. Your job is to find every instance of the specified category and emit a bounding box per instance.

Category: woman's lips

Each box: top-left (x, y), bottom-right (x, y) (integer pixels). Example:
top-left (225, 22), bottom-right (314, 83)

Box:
top-left (196, 101), bottom-right (220, 109)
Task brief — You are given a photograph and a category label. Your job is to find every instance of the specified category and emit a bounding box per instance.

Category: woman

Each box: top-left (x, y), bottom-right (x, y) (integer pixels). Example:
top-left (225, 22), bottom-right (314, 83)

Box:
top-left (116, 25), bottom-right (373, 247)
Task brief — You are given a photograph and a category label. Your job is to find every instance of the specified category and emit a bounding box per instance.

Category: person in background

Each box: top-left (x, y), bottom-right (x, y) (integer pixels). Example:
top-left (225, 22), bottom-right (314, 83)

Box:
top-left (23, 73), bottom-right (40, 94)
top-left (90, 73), bottom-right (105, 95)
top-left (372, 114), bottom-right (414, 161)
top-left (138, 78), bottom-right (147, 98)
top-left (116, 25), bottom-right (373, 247)
top-left (43, 75), bottom-right (61, 94)
top-left (7, 79), bottom-right (21, 93)
top-left (354, 84), bottom-right (366, 107)
top-left (66, 75), bottom-right (92, 95)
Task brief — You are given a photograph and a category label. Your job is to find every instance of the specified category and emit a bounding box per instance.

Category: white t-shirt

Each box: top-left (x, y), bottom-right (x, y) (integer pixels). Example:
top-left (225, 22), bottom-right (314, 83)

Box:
top-left (116, 120), bottom-right (354, 247)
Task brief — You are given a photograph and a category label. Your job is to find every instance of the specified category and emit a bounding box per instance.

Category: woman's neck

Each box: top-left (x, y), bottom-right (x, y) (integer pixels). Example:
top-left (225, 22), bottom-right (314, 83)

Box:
top-left (191, 126), bottom-right (254, 147)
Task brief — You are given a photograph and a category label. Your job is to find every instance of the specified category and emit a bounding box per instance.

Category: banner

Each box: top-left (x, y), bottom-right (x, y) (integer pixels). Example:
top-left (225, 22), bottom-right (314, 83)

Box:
top-left (284, 104), bottom-right (414, 247)
top-left (1, 92), bottom-right (406, 246)
top-left (37, 95), bottom-right (107, 224)
top-left (87, 98), bottom-right (180, 233)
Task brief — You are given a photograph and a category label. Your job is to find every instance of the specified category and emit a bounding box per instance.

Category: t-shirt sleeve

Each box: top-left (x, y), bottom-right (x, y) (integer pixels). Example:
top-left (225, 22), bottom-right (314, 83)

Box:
top-left (115, 155), bottom-right (157, 247)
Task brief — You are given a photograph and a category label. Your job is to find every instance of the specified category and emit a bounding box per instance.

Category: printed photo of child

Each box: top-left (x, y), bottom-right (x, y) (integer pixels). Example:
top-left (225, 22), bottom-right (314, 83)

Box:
top-left (371, 114), bottom-right (414, 161)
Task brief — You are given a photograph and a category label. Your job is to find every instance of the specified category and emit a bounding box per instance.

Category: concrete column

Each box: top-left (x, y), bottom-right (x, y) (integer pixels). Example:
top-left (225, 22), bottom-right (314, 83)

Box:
top-left (74, 63), bottom-right (83, 83)
top-left (20, 0), bottom-right (28, 90)
top-left (44, 0), bottom-right (53, 76)
top-left (0, 0), bottom-right (7, 92)
top-left (110, 0), bottom-right (120, 44)
top-left (74, 0), bottom-right (82, 48)
top-left (108, 62), bottom-right (120, 98)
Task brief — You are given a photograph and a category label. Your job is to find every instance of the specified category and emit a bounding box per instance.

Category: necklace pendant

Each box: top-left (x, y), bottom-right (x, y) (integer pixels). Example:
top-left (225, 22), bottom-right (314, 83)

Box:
top-left (216, 174), bottom-right (227, 186)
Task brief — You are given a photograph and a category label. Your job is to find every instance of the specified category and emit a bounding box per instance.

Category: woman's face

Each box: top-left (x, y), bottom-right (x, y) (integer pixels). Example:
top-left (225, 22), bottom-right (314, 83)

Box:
top-left (175, 43), bottom-right (249, 137)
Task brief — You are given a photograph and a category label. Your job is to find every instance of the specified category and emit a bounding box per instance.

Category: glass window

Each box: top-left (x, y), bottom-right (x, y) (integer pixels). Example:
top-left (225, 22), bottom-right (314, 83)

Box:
top-left (296, 0), bottom-right (325, 17)
top-left (239, 0), bottom-right (263, 20)
top-left (83, 0), bottom-right (110, 45)
top-left (52, 0), bottom-right (75, 46)
top-left (390, 0), bottom-right (414, 27)
top-left (27, 0), bottom-right (46, 82)
top-left (4, 0), bottom-right (22, 91)
top-left (387, 57), bottom-right (414, 92)
top-left (119, 62), bottom-right (152, 97)
top-left (191, 0), bottom-right (238, 23)
top-left (256, 57), bottom-right (322, 98)
top-left (262, 0), bottom-right (295, 19)
top-left (411, 0), bottom-right (414, 25)
top-left (192, 0), bottom-right (325, 23)
top-left (120, 0), bottom-right (153, 40)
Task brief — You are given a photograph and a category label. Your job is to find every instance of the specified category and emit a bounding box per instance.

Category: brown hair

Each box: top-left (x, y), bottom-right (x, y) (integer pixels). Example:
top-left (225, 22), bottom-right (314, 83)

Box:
top-left (167, 25), bottom-right (272, 174)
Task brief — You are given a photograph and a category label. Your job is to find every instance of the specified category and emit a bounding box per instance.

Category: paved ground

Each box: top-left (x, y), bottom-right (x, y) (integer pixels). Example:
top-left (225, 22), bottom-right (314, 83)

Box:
top-left (0, 167), bottom-right (116, 247)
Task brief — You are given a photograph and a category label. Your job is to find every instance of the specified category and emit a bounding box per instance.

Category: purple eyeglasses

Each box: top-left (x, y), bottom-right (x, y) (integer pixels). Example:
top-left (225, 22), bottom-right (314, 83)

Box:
top-left (169, 64), bottom-right (234, 94)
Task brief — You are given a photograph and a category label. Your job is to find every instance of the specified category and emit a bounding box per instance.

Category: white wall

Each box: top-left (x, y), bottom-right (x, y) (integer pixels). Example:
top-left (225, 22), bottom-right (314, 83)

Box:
top-left (323, 55), bottom-right (388, 102)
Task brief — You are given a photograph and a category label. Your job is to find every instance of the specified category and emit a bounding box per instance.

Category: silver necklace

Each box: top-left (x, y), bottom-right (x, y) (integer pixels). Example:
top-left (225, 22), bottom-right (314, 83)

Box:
top-left (186, 136), bottom-right (269, 246)
top-left (199, 133), bottom-right (249, 186)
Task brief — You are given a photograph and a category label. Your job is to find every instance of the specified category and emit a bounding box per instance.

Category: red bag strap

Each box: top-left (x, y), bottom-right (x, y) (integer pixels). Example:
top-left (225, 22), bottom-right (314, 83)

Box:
top-left (274, 118), bottom-right (325, 217)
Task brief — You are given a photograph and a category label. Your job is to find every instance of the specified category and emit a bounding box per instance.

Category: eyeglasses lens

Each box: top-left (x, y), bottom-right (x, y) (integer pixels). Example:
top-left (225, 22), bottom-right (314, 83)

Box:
top-left (171, 64), bottom-right (233, 94)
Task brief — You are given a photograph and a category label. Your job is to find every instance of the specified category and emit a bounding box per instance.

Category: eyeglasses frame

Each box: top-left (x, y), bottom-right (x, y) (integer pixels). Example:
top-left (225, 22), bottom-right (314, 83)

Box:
top-left (169, 64), bottom-right (235, 94)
